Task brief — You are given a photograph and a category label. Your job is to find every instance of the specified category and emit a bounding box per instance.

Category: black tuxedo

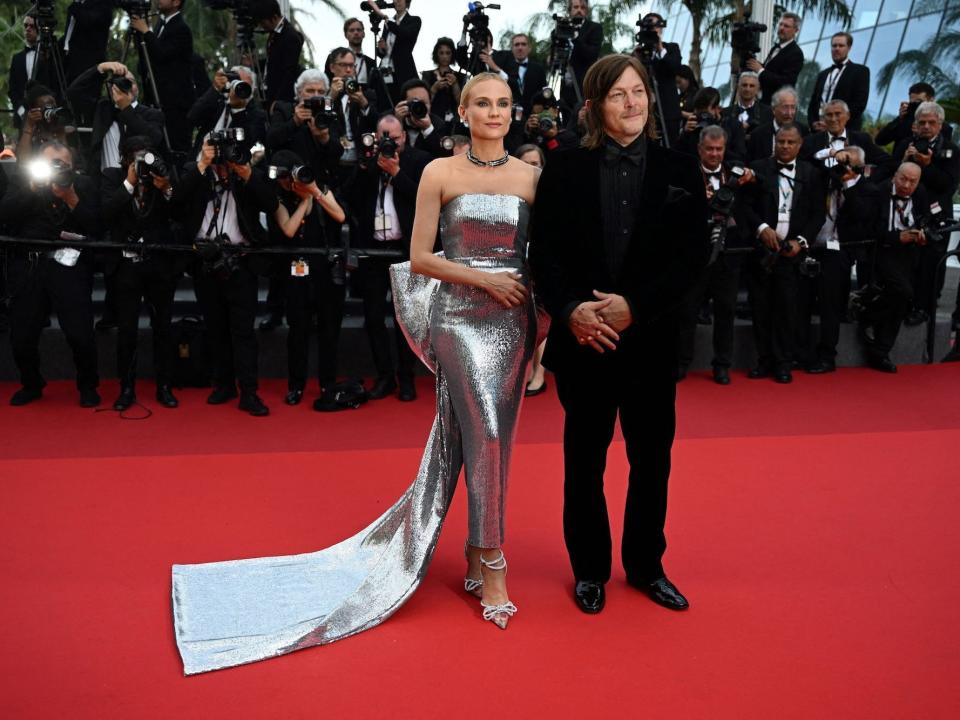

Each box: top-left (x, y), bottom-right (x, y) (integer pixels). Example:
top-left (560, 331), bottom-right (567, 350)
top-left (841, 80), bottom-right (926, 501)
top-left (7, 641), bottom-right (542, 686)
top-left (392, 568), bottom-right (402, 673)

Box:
top-left (800, 130), bottom-right (894, 178)
top-left (758, 41), bottom-right (803, 104)
top-left (382, 13), bottom-right (421, 103)
top-left (421, 68), bottom-right (468, 123)
top-left (676, 115), bottom-right (748, 165)
top-left (405, 113), bottom-right (450, 158)
top-left (188, 86), bottom-right (268, 156)
top-left (807, 61), bottom-right (870, 131)
top-left (722, 101), bottom-right (774, 140)
top-left (562, 18), bottom-right (602, 109)
top-left (490, 53), bottom-right (548, 112)
top-left (59, 0), bottom-right (113, 84)
top-left (8, 47), bottom-right (52, 127)
top-left (875, 109), bottom-right (954, 147)
top-left (264, 19), bottom-right (304, 106)
top-left (747, 120), bottom-right (809, 162)
top-left (266, 101), bottom-right (343, 183)
top-left (529, 142), bottom-right (709, 584)
top-left (356, 52), bottom-right (389, 112)
top-left (137, 12), bottom-right (195, 151)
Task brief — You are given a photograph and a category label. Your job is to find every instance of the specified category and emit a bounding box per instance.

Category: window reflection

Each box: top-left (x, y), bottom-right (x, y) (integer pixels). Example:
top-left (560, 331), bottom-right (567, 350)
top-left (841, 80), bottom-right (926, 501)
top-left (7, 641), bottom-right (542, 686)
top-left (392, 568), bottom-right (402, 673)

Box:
top-left (865, 20), bottom-right (907, 119)
top-left (880, 0), bottom-right (914, 23)
top-left (854, 0), bottom-right (884, 29)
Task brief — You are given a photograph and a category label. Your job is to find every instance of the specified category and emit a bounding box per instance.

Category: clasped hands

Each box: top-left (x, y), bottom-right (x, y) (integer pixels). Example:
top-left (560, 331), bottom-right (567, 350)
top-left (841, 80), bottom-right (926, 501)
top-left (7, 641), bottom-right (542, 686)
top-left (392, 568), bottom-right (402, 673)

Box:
top-left (567, 291), bottom-right (632, 354)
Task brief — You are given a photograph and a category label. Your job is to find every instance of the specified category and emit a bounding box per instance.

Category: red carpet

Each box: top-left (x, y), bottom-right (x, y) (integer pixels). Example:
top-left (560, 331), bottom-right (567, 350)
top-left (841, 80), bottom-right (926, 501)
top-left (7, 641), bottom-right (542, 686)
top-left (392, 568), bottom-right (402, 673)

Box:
top-left (2, 366), bottom-right (959, 718)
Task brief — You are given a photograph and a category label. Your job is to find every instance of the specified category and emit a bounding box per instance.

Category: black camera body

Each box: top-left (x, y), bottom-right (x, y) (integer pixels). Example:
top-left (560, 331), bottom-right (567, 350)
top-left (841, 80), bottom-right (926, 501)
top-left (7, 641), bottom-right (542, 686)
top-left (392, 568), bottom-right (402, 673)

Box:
top-left (196, 234), bottom-right (242, 278)
top-left (117, 0), bottom-right (152, 17)
top-left (223, 71), bottom-right (253, 100)
top-left (827, 159), bottom-right (863, 189)
top-left (552, 13), bottom-right (585, 42)
top-left (634, 15), bottom-right (664, 58)
top-left (406, 98), bottom-right (428, 120)
top-left (135, 150), bottom-right (168, 183)
top-left (695, 111), bottom-right (716, 130)
top-left (105, 71), bottom-right (134, 95)
top-left (344, 78), bottom-right (361, 95)
top-left (208, 127), bottom-right (248, 165)
top-left (30, 157), bottom-right (75, 189)
top-left (706, 166), bottom-right (745, 262)
top-left (360, 0), bottom-right (394, 10)
top-left (731, 20), bottom-right (767, 62)
top-left (302, 96), bottom-right (338, 127)
top-left (268, 164), bottom-right (315, 184)
top-left (360, 131), bottom-right (399, 161)
top-left (41, 103), bottom-right (72, 127)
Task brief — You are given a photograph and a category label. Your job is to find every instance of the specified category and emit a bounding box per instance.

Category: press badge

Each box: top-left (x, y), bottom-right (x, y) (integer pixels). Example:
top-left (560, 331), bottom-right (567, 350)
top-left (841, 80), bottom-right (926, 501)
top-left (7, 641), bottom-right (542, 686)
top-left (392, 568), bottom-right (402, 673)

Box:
top-left (53, 247), bottom-right (80, 267)
top-left (291, 259), bottom-right (309, 277)
top-left (374, 215), bottom-right (393, 233)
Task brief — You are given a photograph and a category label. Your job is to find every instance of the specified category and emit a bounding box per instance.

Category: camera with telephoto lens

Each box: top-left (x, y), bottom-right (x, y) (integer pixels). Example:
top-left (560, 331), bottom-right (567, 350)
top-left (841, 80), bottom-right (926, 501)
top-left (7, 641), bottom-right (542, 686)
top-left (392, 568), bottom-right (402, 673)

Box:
top-left (223, 71), bottom-right (252, 100)
top-left (706, 166), bottom-right (745, 263)
top-left (537, 112), bottom-right (555, 133)
top-left (301, 96), bottom-right (338, 127)
top-left (267, 164), bottom-right (315, 184)
top-left (40, 102), bottom-right (72, 127)
top-left (762, 238), bottom-right (820, 277)
top-left (406, 97), bottom-right (428, 120)
top-left (196, 234), bottom-right (241, 278)
top-left (827, 158), bottom-right (863, 189)
top-left (117, 0), bottom-right (152, 18)
top-left (552, 13), bottom-right (585, 42)
top-left (360, 0), bottom-right (394, 10)
top-left (441, 136), bottom-right (456, 152)
top-left (208, 127), bottom-right (248, 164)
top-left (360, 131), bottom-right (399, 160)
top-left (731, 20), bottom-right (767, 62)
top-left (634, 15), bottom-right (664, 59)
top-left (27, 157), bottom-right (75, 189)
top-left (344, 78), bottom-right (361, 95)
top-left (134, 150), bottom-right (167, 183)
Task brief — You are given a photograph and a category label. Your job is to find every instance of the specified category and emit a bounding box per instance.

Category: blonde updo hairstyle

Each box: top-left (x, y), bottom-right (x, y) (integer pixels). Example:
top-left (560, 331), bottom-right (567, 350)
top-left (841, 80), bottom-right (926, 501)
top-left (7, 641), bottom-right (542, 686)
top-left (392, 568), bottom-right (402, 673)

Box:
top-left (459, 72), bottom-right (514, 117)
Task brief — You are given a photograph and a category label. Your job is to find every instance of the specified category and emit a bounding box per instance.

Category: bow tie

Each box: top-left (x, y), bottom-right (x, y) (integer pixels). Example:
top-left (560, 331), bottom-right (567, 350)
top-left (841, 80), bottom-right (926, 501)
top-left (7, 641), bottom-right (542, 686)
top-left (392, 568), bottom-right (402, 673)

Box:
top-left (777, 162), bottom-right (795, 172)
top-left (833, 61), bottom-right (846, 70)
top-left (26, 45), bottom-right (36, 52)
top-left (605, 138), bottom-right (646, 165)
top-left (704, 170), bottom-right (722, 179)
top-left (830, 135), bottom-right (847, 143)
top-left (517, 61), bottom-right (528, 67)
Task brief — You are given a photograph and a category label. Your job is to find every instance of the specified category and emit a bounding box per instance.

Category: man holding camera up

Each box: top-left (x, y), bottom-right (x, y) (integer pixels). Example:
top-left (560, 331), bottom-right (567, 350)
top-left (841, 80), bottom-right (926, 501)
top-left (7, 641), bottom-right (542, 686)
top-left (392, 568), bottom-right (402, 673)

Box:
top-left (101, 135), bottom-right (181, 410)
top-left (368, 0), bottom-right (420, 105)
top-left (355, 114), bottom-right (430, 401)
top-left (326, 48), bottom-right (378, 185)
top-left (189, 66), bottom-right (267, 156)
top-left (250, 0), bottom-right (303, 108)
top-left (738, 124), bottom-right (825, 383)
top-left (876, 83), bottom-right (954, 147)
top-left (562, 0), bottom-right (603, 111)
top-left (677, 87), bottom-right (747, 164)
top-left (524, 90), bottom-right (578, 155)
top-left (394, 79), bottom-right (447, 158)
top-left (129, 0), bottom-right (195, 152)
top-left (746, 12), bottom-right (803, 106)
top-left (16, 84), bottom-right (72, 161)
top-left (172, 133), bottom-right (279, 415)
top-left (633, 13), bottom-right (682, 145)
top-left (1, 142), bottom-right (101, 407)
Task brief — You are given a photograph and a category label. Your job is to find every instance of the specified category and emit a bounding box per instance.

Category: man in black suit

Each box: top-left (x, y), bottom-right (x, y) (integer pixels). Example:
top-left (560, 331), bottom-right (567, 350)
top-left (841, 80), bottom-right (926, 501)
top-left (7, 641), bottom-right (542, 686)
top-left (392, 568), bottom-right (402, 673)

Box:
top-left (8, 13), bottom-right (46, 130)
top-left (875, 83), bottom-right (954, 147)
top-left (562, 0), bottom-right (603, 110)
top-left (632, 13), bottom-right (682, 145)
top-left (188, 66), bottom-right (268, 157)
top-left (747, 86), bottom-right (808, 162)
top-left (1, 141), bottom-right (101, 407)
top-left (801, 99), bottom-right (893, 175)
top-left (354, 114), bottom-right (431, 402)
top-left (101, 135), bottom-right (182, 410)
top-left (344, 16), bottom-right (390, 111)
top-left (394, 79), bottom-right (448, 158)
top-left (746, 12), bottom-right (803, 105)
top-left (676, 87), bottom-right (747, 165)
top-left (250, 0), bottom-right (304, 108)
top-left (60, 0), bottom-right (113, 84)
top-left (522, 90), bottom-right (580, 155)
top-left (326, 48), bottom-right (378, 191)
top-left (807, 32), bottom-right (870, 132)
top-left (170, 138), bottom-right (279, 416)
top-left (738, 124), bottom-right (825, 383)
top-left (370, 0), bottom-right (420, 104)
top-left (722, 71), bottom-right (773, 142)
top-left (129, 0), bottom-right (195, 152)
top-left (66, 61), bottom-right (165, 178)
top-left (529, 55), bottom-right (709, 615)
top-left (487, 33), bottom-right (548, 113)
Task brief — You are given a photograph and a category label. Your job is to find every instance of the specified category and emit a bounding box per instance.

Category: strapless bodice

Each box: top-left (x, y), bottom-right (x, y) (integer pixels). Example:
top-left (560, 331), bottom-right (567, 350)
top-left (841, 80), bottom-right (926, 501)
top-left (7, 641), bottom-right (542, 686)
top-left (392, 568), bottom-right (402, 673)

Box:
top-left (439, 194), bottom-right (530, 266)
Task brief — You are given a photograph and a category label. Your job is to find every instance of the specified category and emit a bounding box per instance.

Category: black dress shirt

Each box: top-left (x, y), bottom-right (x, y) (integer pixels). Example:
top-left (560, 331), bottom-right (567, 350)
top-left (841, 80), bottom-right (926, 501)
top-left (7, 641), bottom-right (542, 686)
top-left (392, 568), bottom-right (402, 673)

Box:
top-left (599, 135), bottom-right (646, 280)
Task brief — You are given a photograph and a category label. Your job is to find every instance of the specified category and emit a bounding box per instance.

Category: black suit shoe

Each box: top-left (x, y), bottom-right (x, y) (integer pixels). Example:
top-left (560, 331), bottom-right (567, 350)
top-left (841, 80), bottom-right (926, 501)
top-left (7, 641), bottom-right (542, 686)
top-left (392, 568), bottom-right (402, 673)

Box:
top-left (113, 387), bottom-right (136, 411)
top-left (867, 355), bottom-right (897, 373)
top-left (774, 367), bottom-right (793, 384)
top-left (904, 309), bottom-right (928, 327)
top-left (285, 388), bottom-right (304, 406)
top-left (79, 388), bottom-right (101, 408)
top-left (712, 367), bottom-right (730, 385)
top-left (574, 580), bottom-right (605, 614)
top-left (636, 576), bottom-right (689, 611)
top-left (398, 378), bottom-right (417, 402)
top-left (368, 377), bottom-right (397, 400)
top-left (10, 386), bottom-right (43, 406)
top-left (805, 360), bottom-right (836, 374)
top-left (748, 365), bottom-right (771, 379)
top-left (156, 385), bottom-right (178, 408)
top-left (239, 392), bottom-right (270, 416)
top-left (207, 386), bottom-right (238, 405)
top-left (258, 315), bottom-right (283, 332)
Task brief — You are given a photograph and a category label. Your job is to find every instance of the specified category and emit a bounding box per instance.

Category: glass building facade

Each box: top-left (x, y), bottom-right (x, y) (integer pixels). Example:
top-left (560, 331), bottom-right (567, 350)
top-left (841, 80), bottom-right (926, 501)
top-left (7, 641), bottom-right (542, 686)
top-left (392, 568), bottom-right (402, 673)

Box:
top-left (653, 0), bottom-right (958, 124)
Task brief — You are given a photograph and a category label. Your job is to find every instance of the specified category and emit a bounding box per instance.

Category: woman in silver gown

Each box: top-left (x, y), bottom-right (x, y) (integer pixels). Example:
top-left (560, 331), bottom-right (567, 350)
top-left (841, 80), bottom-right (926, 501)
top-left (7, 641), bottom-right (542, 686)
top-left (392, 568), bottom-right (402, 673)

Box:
top-left (171, 74), bottom-right (542, 674)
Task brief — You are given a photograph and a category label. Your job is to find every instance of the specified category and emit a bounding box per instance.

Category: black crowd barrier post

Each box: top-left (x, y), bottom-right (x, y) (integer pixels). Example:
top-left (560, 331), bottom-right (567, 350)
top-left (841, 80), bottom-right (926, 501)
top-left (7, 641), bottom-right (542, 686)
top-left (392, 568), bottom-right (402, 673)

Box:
top-left (926, 246), bottom-right (960, 364)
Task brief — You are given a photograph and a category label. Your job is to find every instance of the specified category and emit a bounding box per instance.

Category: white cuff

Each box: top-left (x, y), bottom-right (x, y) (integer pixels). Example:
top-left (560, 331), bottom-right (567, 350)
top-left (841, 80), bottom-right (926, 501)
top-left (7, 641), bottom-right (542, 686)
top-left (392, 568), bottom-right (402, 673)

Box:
top-left (843, 176), bottom-right (861, 189)
top-left (757, 223), bottom-right (770, 237)
top-left (497, 69), bottom-right (508, 82)
top-left (123, 179), bottom-right (136, 195)
top-left (421, 123), bottom-right (435, 138)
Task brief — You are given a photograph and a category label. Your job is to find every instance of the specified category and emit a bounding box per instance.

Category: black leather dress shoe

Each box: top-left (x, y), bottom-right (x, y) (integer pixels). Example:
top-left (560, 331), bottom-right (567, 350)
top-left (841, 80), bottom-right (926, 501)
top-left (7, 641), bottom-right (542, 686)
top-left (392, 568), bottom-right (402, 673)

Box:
top-left (113, 387), bottom-right (136, 411)
top-left (638, 576), bottom-right (689, 611)
top-left (156, 385), bottom-right (178, 408)
top-left (239, 392), bottom-right (270, 416)
top-left (258, 315), bottom-right (283, 332)
top-left (904, 309), bottom-right (928, 327)
top-left (368, 377), bottom-right (397, 400)
top-left (867, 355), bottom-right (897, 373)
top-left (712, 367), bottom-right (730, 385)
top-left (398, 378), bottom-right (417, 402)
top-left (285, 388), bottom-right (304, 406)
top-left (748, 365), bottom-right (771, 379)
top-left (79, 388), bottom-right (101, 408)
top-left (574, 580), bottom-right (605, 614)
top-left (10, 386), bottom-right (43, 406)
top-left (805, 360), bottom-right (836, 374)
top-left (207, 386), bottom-right (238, 405)
top-left (774, 367), bottom-right (793, 384)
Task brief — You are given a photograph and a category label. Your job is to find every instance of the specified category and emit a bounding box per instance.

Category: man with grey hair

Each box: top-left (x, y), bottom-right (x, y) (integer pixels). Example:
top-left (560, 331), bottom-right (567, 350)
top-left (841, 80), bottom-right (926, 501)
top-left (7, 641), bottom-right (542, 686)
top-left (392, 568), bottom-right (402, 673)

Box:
top-left (891, 101), bottom-right (960, 326)
top-left (748, 12), bottom-right (804, 104)
top-left (188, 65), bottom-right (267, 156)
top-left (747, 86), bottom-right (807, 161)
top-left (801, 98), bottom-right (892, 175)
top-left (723, 71), bottom-right (772, 138)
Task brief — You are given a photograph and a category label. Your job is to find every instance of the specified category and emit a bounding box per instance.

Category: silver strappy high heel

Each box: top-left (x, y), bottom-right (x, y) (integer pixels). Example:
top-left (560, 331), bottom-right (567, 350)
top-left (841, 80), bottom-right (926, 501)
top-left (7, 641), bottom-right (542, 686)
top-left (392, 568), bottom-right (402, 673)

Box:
top-left (478, 550), bottom-right (517, 630)
top-left (464, 542), bottom-right (483, 598)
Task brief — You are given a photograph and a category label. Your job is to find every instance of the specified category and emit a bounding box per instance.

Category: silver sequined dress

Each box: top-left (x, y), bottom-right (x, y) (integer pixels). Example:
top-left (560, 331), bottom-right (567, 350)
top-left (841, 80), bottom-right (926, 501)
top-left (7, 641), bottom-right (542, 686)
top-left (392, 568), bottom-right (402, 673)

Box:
top-left (171, 194), bottom-right (540, 674)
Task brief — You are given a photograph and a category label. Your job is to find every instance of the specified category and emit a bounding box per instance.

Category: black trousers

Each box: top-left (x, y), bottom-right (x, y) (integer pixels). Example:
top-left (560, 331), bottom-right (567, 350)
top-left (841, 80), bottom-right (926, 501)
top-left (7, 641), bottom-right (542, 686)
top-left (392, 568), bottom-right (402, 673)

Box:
top-left (865, 245), bottom-right (916, 356)
top-left (678, 252), bottom-right (741, 369)
top-left (284, 258), bottom-right (346, 391)
top-left (746, 254), bottom-right (800, 369)
top-left (163, 109), bottom-right (194, 153)
top-left (113, 259), bottom-right (179, 388)
top-left (912, 241), bottom-right (948, 314)
top-left (555, 359), bottom-right (677, 584)
top-left (7, 255), bottom-right (98, 391)
top-left (196, 266), bottom-right (260, 393)
top-left (356, 247), bottom-right (416, 381)
top-left (797, 247), bottom-right (847, 363)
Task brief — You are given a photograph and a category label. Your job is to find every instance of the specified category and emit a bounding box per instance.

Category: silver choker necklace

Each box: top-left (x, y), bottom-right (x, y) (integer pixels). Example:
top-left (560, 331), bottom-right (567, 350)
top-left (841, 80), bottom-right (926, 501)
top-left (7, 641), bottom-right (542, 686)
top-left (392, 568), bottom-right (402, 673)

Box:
top-left (466, 149), bottom-right (510, 167)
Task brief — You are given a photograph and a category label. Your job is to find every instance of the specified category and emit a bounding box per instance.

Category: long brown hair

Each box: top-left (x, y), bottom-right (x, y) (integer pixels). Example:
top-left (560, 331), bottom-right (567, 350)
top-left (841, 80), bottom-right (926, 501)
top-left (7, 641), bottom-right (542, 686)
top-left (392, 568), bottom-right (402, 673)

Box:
top-left (581, 54), bottom-right (659, 150)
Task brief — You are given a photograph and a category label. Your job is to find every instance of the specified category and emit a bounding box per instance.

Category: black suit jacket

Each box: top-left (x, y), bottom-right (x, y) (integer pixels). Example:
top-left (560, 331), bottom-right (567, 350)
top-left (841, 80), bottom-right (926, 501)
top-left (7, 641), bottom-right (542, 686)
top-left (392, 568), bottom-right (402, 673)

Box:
top-left (59, 0), bottom-right (113, 83)
top-left (875, 111), bottom-right (954, 147)
top-left (891, 136), bottom-right (960, 220)
top-left (676, 115), bottom-right (748, 165)
top-left (807, 62), bottom-right (870, 131)
top-left (800, 130), bottom-right (894, 178)
top-left (264, 20), bottom-right (304, 106)
top-left (421, 68), bottom-right (468, 122)
top-left (747, 120), bottom-right (809, 162)
top-left (334, 90), bottom-right (379, 150)
top-left (645, 43), bottom-right (683, 136)
top-left (7, 48), bottom-right (52, 126)
top-left (383, 14), bottom-right (421, 91)
top-left (570, 20), bottom-right (603, 90)
top-left (722, 102), bottom-right (774, 139)
top-left (0, 174), bottom-right (101, 257)
top-left (759, 41), bottom-right (803, 104)
top-left (266, 101), bottom-right (343, 182)
top-left (490, 53), bottom-right (548, 111)
top-left (739, 157), bottom-right (826, 245)
top-left (188, 86), bottom-right (268, 155)
top-left (406, 113), bottom-right (450, 158)
top-left (138, 13), bottom-right (195, 111)
top-left (529, 142), bottom-right (710, 375)
top-left (355, 146), bottom-right (431, 247)
top-left (358, 52), bottom-right (388, 112)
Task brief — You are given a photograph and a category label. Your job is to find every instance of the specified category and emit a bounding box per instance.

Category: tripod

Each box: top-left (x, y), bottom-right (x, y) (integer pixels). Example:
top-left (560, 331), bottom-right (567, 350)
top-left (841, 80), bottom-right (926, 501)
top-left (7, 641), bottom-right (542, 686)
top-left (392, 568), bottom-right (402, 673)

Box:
top-left (637, 51), bottom-right (671, 149)
top-left (364, 15), bottom-right (396, 105)
top-left (120, 25), bottom-right (175, 157)
top-left (30, 21), bottom-right (74, 119)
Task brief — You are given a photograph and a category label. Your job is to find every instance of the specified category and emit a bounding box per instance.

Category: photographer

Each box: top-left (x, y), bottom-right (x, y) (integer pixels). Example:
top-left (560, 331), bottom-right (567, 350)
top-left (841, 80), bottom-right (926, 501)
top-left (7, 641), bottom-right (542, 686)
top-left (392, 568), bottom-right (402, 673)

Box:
top-left (800, 99), bottom-right (892, 176)
top-left (16, 84), bottom-right (72, 162)
top-left (891, 102), bottom-right (960, 326)
top-left (632, 12), bottom-right (682, 144)
top-left (129, 0), bottom-right (195, 152)
top-left (370, 0), bottom-right (420, 104)
top-left (267, 150), bottom-right (347, 408)
top-left (490, 33), bottom-right (547, 114)
top-left (562, 0), bottom-right (603, 111)
top-left (171, 134), bottom-right (279, 416)
top-left (59, 0), bottom-right (113, 84)
top-left (395, 79), bottom-right (448, 158)
top-left (746, 12), bottom-right (803, 105)
top-left (677, 125), bottom-right (755, 384)
top-left (344, 17), bottom-right (390, 111)
top-left (677, 87), bottom-right (747, 165)
top-left (354, 114), bottom-right (430, 401)
top-left (807, 32), bottom-right (870, 132)
top-left (8, 13), bottom-right (48, 131)
top-left (722, 72), bottom-right (772, 141)
top-left (101, 135), bottom-right (181, 410)
top-left (523, 90), bottom-right (578, 155)
top-left (875, 83), bottom-right (954, 147)
top-left (421, 38), bottom-right (467, 127)
top-left (737, 124), bottom-right (825, 383)
top-left (189, 66), bottom-right (267, 156)
top-left (747, 86), bottom-right (807, 161)
top-left (250, 0), bottom-right (304, 108)
top-left (67, 61), bottom-right (165, 177)
top-left (0, 141), bottom-right (101, 407)
top-left (326, 48), bottom-right (378, 181)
